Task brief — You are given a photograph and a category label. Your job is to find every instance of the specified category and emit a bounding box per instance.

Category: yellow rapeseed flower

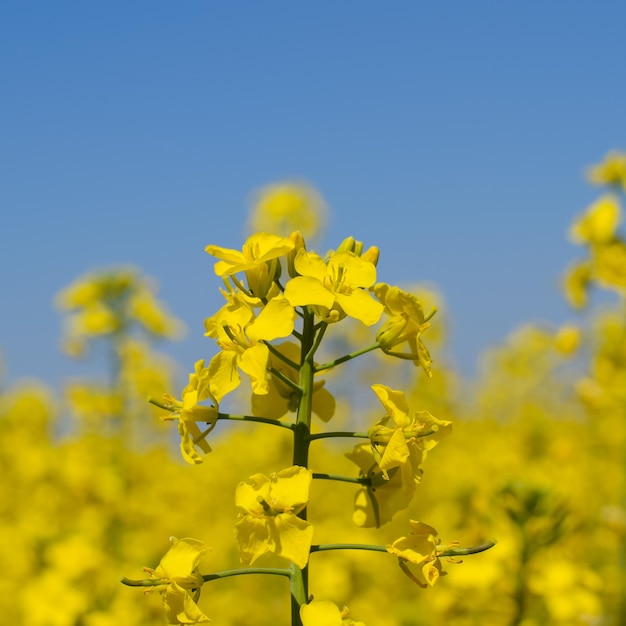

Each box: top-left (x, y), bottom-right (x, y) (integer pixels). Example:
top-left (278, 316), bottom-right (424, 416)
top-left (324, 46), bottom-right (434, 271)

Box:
top-left (284, 249), bottom-right (384, 325)
top-left (569, 195), bottom-right (621, 245)
top-left (587, 150), bottom-right (626, 189)
top-left (387, 521), bottom-right (445, 588)
top-left (144, 537), bottom-right (210, 625)
top-left (234, 466), bottom-right (314, 568)
top-left (249, 182), bottom-right (326, 240)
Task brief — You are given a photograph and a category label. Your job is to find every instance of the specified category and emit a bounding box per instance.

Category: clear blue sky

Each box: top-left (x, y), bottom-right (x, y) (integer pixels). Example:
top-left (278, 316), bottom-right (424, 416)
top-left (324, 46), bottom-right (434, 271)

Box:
top-left (1, 1), bottom-right (625, 389)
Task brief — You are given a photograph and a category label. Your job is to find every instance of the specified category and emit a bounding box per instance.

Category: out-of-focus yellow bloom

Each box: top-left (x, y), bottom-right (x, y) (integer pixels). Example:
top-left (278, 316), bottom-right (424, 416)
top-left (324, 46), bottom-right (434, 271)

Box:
top-left (367, 384), bottom-right (452, 478)
top-left (284, 250), bottom-right (384, 325)
top-left (250, 341), bottom-right (336, 421)
top-left (373, 283), bottom-right (434, 375)
top-left (129, 289), bottom-right (184, 338)
top-left (56, 268), bottom-right (184, 343)
top-left (593, 240), bottom-right (626, 291)
top-left (553, 324), bottom-right (581, 357)
top-left (65, 383), bottom-right (122, 425)
top-left (144, 537), bottom-right (210, 625)
top-left (300, 600), bottom-right (366, 626)
top-left (346, 443), bottom-right (416, 528)
top-left (527, 558), bottom-right (602, 623)
top-left (387, 521), bottom-right (444, 588)
top-left (204, 294), bottom-right (296, 401)
top-left (206, 232), bottom-right (295, 300)
top-left (587, 150), bottom-right (626, 189)
top-left (563, 261), bottom-right (591, 309)
top-left (234, 466), bottom-right (313, 568)
top-left (249, 182), bottom-right (326, 240)
top-left (569, 195), bottom-right (621, 245)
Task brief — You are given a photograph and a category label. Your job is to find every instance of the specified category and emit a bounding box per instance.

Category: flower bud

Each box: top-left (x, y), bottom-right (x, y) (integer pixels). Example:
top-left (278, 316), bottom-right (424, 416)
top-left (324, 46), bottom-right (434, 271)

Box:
top-left (361, 245), bottom-right (380, 266)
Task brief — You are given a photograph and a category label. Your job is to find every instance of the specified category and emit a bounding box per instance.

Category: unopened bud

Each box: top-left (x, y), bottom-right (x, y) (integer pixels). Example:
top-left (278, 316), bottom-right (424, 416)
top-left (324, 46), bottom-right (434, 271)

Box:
top-left (361, 246), bottom-right (380, 266)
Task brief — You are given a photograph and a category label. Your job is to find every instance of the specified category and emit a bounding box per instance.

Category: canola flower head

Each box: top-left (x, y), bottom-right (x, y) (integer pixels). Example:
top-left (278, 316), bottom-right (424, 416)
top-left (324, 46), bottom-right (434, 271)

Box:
top-left (205, 232), bottom-right (295, 277)
top-left (373, 283), bottom-right (434, 375)
top-left (587, 150), bottom-right (626, 189)
top-left (346, 443), bottom-right (417, 527)
top-left (161, 391), bottom-right (217, 465)
top-left (148, 537), bottom-right (210, 624)
top-left (284, 248), bottom-right (384, 325)
top-left (367, 384), bottom-right (452, 479)
top-left (387, 520), bottom-right (445, 588)
top-left (248, 181), bottom-right (327, 240)
top-left (203, 294), bottom-right (296, 401)
top-left (569, 195), bottom-right (621, 246)
top-left (234, 466), bottom-right (314, 568)
top-left (553, 324), bottom-right (581, 357)
top-left (300, 599), bottom-right (366, 626)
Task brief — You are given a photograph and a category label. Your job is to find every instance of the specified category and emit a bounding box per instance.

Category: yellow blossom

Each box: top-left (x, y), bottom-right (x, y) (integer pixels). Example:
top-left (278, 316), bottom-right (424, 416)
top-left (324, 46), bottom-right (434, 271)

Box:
top-left (587, 150), bottom-right (626, 189)
top-left (345, 443), bottom-right (416, 528)
top-left (206, 232), bottom-right (294, 299)
top-left (367, 384), bottom-right (452, 479)
top-left (249, 182), bottom-right (326, 240)
top-left (553, 324), bottom-right (581, 356)
top-left (144, 537), bottom-right (210, 625)
top-left (234, 466), bottom-right (314, 568)
top-left (203, 294), bottom-right (296, 401)
top-left (387, 521), bottom-right (445, 588)
top-left (569, 195), bottom-right (621, 245)
top-left (563, 261), bottom-right (591, 309)
top-left (284, 249), bottom-right (384, 325)
top-left (373, 283), bottom-right (435, 374)
top-left (161, 391), bottom-right (218, 465)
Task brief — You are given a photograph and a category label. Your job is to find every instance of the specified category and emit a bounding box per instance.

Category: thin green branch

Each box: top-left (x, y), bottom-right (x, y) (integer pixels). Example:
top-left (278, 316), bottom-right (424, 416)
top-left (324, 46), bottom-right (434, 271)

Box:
top-left (308, 431), bottom-right (369, 441)
top-left (312, 472), bottom-right (371, 486)
top-left (265, 342), bottom-right (300, 370)
top-left (203, 567), bottom-right (292, 582)
top-left (438, 540), bottom-right (497, 558)
top-left (268, 366), bottom-right (303, 393)
top-left (148, 397), bottom-right (177, 412)
top-left (310, 544), bottom-right (388, 554)
top-left (314, 342), bottom-right (381, 373)
top-left (305, 321), bottom-right (327, 362)
top-left (217, 412), bottom-right (295, 431)
top-left (120, 567), bottom-right (292, 588)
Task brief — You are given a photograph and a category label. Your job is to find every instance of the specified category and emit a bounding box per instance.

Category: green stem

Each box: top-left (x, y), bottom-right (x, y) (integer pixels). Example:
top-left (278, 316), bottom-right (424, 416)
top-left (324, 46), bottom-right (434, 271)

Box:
top-left (312, 473), bottom-right (371, 486)
top-left (308, 431), bottom-right (369, 441)
top-left (290, 308), bottom-right (317, 626)
top-left (120, 567), bottom-right (291, 588)
top-left (314, 342), bottom-right (381, 373)
top-left (310, 544), bottom-right (388, 554)
top-left (203, 568), bottom-right (292, 582)
top-left (265, 342), bottom-right (300, 370)
top-left (217, 413), bottom-right (295, 431)
top-left (438, 540), bottom-right (497, 557)
top-left (268, 366), bottom-right (303, 393)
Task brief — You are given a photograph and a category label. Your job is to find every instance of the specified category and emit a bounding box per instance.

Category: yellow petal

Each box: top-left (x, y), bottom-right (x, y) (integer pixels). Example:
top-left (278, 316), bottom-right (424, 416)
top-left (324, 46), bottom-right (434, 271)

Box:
top-left (284, 276), bottom-right (335, 309)
top-left (270, 466), bottom-right (312, 509)
top-left (157, 538), bottom-right (208, 578)
top-left (238, 343), bottom-right (270, 394)
top-left (206, 351), bottom-right (240, 403)
top-left (269, 514), bottom-right (314, 568)
top-left (300, 600), bottom-right (343, 626)
top-left (234, 516), bottom-right (270, 565)
top-left (246, 296), bottom-right (295, 342)
top-left (335, 290), bottom-right (384, 326)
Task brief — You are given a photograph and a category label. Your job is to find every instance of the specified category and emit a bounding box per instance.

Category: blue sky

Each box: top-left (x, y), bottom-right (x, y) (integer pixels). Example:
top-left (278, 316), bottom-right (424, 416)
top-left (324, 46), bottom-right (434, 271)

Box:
top-left (1, 1), bottom-right (625, 390)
